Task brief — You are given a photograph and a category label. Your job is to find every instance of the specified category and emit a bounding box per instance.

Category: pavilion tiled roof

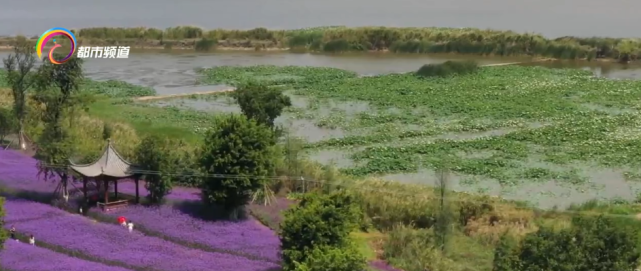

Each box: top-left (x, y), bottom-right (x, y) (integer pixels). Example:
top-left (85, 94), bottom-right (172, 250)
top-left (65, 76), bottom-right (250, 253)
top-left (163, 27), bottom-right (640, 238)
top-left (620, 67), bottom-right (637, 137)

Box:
top-left (69, 139), bottom-right (139, 178)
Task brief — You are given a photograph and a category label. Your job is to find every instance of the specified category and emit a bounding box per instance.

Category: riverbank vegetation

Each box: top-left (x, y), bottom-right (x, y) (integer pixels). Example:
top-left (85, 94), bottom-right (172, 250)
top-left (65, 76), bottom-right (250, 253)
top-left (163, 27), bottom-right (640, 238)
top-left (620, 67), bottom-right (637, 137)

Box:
top-left (1, 25), bottom-right (640, 62)
top-left (3, 45), bottom-right (641, 270)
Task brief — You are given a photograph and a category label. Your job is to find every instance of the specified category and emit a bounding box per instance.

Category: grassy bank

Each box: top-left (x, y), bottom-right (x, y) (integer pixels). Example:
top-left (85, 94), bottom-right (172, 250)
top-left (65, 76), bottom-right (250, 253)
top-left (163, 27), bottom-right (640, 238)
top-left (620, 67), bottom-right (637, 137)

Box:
top-left (1, 26), bottom-right (640, 61)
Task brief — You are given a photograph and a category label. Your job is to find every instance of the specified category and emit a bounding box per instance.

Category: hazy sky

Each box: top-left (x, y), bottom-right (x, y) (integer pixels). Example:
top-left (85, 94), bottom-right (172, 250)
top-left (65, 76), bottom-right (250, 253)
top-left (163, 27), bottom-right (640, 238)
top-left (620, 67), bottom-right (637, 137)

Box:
top-left (0, 0), bottom-right (638, 38)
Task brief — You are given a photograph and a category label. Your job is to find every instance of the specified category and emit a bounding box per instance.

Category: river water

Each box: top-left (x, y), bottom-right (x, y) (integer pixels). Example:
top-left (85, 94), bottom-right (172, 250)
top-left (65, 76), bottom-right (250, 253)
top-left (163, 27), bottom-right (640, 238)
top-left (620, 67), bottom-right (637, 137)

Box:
top-left (1, 50), bottom-right (640, 95)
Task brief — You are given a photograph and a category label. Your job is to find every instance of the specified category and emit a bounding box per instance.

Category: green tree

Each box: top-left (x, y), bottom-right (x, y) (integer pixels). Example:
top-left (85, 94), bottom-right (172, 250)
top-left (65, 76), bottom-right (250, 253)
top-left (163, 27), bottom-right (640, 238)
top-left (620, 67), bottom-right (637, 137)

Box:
top-left (32, 56), bottom-right (85, 197)
top-left (280, 191), bottom-right (366, 271)
top-left (3, 40), bottom-right (37, 150)
top-left (135, 135), bottom-right (184, 204)
top-left (570, 215), bottom-right (640, 271)
top-left (492, 232), bottom-right (521, 271)
top-left (199, 114), bottom-right (277, 219)
top-left (0, 108), bottom-right (17, 143)
top-left (233, 83), bottom-right (292, 128)
top-left (0, 197), bottom-right (7, 250)
top-left (494, 215), bottom-right (640, 271)
top-left (517, 227), bottom-right (583, 271)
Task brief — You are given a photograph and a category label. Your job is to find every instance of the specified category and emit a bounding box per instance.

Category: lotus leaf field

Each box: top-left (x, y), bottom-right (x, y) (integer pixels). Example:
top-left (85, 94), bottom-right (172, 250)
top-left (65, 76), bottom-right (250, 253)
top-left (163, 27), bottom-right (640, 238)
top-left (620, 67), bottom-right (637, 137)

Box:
top-left (191, 65), bottom-right (641, 206)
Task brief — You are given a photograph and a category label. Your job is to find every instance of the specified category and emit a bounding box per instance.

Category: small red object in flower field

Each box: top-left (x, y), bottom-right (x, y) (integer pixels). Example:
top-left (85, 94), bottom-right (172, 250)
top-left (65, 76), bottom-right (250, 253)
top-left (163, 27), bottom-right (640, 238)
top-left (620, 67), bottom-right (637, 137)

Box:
top-left (117, 216), bottom-right (126, 224)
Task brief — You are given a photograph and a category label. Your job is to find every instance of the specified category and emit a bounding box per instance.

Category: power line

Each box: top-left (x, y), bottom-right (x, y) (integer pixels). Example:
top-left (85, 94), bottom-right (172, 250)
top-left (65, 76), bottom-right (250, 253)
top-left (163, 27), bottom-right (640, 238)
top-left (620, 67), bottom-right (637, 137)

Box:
top-left (2, 160), bottom-right (640, 218)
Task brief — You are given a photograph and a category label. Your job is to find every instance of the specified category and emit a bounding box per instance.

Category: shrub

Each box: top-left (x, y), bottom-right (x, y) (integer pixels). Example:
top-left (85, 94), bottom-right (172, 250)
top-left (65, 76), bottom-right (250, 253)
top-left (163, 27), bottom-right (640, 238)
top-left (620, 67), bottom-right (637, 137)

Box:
top-left (0, 108), bottom-right (17, 143)
top-left (459, 200), bottom-right (494, 226)
top-left (195, 38), bottom-right (216, 52)
top-left (0, 197), bottom-right (6, 250)
top-left (383, 226), bottom-right (460, 271)
top-left (415, 60), bottom-right (479, 78)
top-left (492, 233), bottom-right (520, 271)
top-left (280, 191), bottom-right (365, 271)
top-left (493, 215), bottom-right (641, 271)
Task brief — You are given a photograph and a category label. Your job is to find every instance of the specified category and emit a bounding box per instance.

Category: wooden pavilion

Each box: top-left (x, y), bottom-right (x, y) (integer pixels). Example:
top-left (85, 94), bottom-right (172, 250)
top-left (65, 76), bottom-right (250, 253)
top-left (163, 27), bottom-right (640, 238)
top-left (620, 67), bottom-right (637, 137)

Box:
top-left (69, 139), bottom-right (142, 211)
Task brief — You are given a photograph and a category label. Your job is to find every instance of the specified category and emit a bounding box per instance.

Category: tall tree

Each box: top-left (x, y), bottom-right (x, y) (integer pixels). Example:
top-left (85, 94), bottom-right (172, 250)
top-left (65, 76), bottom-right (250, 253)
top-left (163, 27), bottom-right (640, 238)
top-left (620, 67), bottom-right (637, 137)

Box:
top-left (233, 83), bottom-right (292, 128)
top-left (32, 56), bottom-right (85, 199)
top-left (199, 114), bottom-right (277, 219)
top-left (135, 135), bottom-right (183, 204)
top-left (2, 39), bottom-right (37, 150)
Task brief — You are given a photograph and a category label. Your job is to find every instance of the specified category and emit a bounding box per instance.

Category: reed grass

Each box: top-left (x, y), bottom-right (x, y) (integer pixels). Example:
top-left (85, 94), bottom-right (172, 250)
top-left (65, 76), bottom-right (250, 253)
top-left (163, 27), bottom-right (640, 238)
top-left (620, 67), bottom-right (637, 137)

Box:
top-left (63, 26), bottom-right (641, 61)
top-left (3, 26), bottom-right (639, 60)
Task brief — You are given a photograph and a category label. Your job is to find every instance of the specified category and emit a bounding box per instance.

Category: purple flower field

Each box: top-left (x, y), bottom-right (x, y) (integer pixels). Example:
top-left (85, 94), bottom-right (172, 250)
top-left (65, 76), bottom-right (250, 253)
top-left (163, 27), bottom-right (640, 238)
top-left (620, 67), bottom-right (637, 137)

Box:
top-left (106, 204), bottom-right (282, 262)
top-left (0, 149), bottom-right (200, 201)
top-left (369, 260), bottom-right (404, 271)
top-left (0, 150), bottom-right (59, 193)
top-left (0, 241), bottom-right (134, 271)
top-left (3, 199), bottom-right (280, 271)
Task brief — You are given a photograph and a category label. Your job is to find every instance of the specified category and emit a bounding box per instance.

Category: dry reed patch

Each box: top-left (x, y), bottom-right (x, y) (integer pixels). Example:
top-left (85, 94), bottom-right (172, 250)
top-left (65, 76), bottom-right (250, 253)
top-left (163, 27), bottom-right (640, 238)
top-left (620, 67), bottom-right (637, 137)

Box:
top-left (0, 88), bottom-right (12, 108)
top-left (464, 206), bottom-right (537, 245)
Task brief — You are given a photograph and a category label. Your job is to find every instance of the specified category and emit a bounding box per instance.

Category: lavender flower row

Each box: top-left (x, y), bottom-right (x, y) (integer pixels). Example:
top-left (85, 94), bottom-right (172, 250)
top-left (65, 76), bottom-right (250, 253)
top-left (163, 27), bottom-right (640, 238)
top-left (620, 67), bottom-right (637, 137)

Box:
top-left (107, 204), bottom-right (282, 262)
top-left (0, 241), bottom-right (134, 271)
top-left (3, 199), bottom-right (279, 271)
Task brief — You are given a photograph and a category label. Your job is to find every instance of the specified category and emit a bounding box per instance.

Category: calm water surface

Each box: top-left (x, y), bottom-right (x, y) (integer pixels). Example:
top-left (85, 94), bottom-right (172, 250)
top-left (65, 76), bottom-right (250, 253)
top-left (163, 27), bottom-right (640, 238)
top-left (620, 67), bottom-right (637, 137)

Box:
top-left (0, 0), bottom-right (639, 38)
top-left (1, 50), bottom-right (639, 95)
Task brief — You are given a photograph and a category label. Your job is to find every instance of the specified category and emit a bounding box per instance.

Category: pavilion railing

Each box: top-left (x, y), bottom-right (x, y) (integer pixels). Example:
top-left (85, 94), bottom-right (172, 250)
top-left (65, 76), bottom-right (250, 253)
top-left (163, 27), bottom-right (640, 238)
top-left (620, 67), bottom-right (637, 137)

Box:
top-left (97, 199), bottom-right (129, 211)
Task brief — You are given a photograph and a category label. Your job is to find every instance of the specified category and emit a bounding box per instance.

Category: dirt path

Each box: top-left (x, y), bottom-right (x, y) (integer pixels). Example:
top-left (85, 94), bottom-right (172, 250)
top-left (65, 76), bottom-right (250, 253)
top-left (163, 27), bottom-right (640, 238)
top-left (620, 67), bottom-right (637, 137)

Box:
top-left (134, 88), bottom-right (235, 101)
top-left (481, 62), bottom-right (524, 67)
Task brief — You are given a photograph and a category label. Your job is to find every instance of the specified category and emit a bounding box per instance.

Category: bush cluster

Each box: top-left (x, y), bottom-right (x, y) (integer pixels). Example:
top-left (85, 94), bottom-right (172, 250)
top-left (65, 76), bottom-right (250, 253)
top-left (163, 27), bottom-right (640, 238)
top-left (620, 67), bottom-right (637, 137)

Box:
top-left (415, 60), bottom-right (479, 78)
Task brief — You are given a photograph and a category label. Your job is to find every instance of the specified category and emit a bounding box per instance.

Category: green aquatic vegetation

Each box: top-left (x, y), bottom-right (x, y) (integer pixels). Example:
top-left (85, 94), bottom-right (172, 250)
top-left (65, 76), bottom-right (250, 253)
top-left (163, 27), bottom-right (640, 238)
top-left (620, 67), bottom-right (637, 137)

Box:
top-left (196, 65), bottom-right (641, 184)
top-left (415, 60), bottom-right (479, 77)
top-left (81, 79), bottom-right (156, 98)
top-left (623, 171), bottom-right (641, 182)
top-left (198, 65), bottom-right (358, 87)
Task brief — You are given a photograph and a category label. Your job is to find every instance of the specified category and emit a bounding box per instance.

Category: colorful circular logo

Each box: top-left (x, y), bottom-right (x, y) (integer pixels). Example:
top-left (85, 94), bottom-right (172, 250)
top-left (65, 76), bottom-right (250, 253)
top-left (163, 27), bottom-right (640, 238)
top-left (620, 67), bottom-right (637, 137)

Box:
top-left (35, 27), bottom-right (77, 65)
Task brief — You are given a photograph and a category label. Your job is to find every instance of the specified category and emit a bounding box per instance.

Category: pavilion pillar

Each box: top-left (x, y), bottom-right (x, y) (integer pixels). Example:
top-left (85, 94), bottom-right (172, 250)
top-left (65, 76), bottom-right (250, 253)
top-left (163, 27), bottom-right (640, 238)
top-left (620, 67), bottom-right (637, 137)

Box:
top-left (104, 178), bottom-right (109, 204)
top-left (135, 176), bottom-right (140, 204)
top-left (114, 180), bottom-right (119, 198)
top-left (82, 177), bottom-right (88, 201)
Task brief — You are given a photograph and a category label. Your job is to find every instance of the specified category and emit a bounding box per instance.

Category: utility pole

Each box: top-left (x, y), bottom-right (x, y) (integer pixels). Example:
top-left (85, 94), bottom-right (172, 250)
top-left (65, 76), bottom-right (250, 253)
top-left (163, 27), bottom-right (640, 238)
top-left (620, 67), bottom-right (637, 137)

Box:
top-left (435, 166), bottom-right (450, 252)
